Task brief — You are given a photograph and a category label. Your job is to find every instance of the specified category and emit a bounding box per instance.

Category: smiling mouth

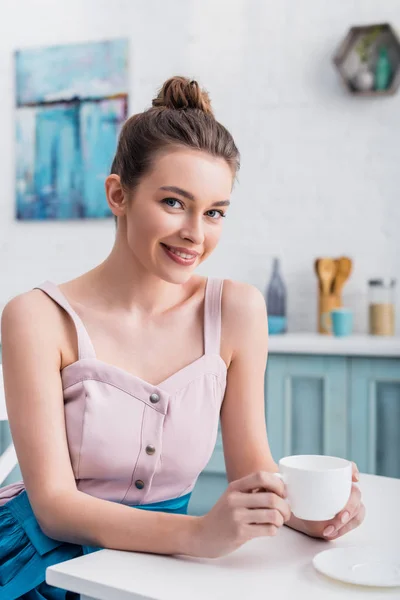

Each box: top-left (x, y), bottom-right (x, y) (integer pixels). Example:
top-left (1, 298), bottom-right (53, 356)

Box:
top-left (161, 244), bottom-right (199, 259)
top-left (160, 243), bottom-right (201, 266)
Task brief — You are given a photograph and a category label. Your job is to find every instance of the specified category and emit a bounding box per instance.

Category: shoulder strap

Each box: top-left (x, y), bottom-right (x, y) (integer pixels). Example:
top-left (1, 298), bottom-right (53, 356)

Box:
top-left (204, 277), bottom-right (224, 355)
top-left (34, 281), bottom-right (96, 361)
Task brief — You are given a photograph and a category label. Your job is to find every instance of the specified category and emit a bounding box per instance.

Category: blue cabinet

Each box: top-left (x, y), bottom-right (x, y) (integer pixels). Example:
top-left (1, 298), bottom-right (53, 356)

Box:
top-left (188, 423), bottom-right (227, 516)
top-left (189, 344), bottom-right (400, 516)
top-left (349, 358), bottom-right (400, 478)
top-left (265, 354), bottom-right (348, 461)
top-left (265, 354), bottom-right (400, 478)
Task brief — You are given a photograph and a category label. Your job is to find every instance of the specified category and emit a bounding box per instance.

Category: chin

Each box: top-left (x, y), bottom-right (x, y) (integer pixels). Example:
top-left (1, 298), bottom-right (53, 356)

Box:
top-left (156, 269), bottom-right (195, 285)
top-left (153, 247), bottom-right (205, 284)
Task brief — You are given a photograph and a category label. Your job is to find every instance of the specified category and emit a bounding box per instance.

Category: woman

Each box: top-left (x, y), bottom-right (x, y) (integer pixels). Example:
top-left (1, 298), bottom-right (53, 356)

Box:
top-left (0, 76), bottom-right (365, 599)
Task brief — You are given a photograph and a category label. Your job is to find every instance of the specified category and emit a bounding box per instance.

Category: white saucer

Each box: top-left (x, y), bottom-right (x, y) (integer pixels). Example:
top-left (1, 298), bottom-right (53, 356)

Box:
top-left (313, 546), bottom-right (400, 587)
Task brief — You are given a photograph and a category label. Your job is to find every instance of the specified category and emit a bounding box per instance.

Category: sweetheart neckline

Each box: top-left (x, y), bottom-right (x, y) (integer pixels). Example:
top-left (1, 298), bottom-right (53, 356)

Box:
top-left (61, 352), bottom-right (228, 389)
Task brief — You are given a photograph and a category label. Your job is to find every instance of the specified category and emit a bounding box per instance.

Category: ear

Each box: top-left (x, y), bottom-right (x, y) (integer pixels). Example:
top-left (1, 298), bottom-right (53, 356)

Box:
top-left (105, 175), bottom-right (128, 217)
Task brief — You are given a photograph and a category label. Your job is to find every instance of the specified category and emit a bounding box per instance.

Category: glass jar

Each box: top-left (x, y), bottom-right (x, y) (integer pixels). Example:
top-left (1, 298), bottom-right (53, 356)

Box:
top-left (368, 279), bottom-right (396, 336)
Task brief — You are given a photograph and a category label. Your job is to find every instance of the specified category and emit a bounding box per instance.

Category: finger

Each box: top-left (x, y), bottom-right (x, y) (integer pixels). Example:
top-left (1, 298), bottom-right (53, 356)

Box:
top-left (236, 492), bottom-right (291, 520)
top-left (324, 499), bottom-right (364, 538)
top-left (338, 483), bottom-right (361, 524)
top-left (351, 461), bottom-right (360, 482)
top-left (335, 500), bottom-right (365, 535)
top-left (244, 508), bottom-right (286, 527)
top-left (247, 499), bottom-right (291, 523)
top-left (230, 470), bottom-right (286, 498)
top-left (325, 503), bottom-right (366, 540)
top-left (323, 484), bottom-right (361, 537)
top-left (244, 523), bottom-right (279, 538)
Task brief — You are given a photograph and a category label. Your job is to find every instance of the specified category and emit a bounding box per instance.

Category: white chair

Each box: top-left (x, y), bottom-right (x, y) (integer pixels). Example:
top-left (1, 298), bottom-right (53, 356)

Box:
top-left (0, 365), bottom-right (18, 485)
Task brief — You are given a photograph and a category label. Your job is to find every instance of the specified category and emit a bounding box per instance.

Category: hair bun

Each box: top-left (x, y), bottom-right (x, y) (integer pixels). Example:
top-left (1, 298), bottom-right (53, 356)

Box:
top-left (152, 76), bottom-right (214, 116)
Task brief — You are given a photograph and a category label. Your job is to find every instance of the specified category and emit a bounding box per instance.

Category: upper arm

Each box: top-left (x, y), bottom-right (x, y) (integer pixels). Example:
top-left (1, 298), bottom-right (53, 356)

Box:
top-left (220, 280), bottom-right (277, 482)
top-left (1, 291), bottom-right (78, 530)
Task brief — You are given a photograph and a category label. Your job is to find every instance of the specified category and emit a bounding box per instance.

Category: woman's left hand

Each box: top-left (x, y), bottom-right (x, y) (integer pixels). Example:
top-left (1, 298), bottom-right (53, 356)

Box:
top-left (301, 462), bottom-right (366, 541)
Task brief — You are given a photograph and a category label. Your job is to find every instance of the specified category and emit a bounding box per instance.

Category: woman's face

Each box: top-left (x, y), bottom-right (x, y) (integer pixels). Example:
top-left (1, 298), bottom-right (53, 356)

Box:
top-left (115, 148), bottom-right (233, 284)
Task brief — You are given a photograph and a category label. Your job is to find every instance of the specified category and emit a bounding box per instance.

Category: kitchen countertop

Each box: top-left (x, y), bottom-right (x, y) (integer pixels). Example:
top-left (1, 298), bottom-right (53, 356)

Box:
top-left (268, 333), bottom-right (400, 357)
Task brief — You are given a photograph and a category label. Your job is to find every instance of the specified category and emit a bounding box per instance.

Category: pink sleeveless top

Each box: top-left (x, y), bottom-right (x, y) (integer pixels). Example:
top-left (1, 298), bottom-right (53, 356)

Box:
top-left (0, 278), bottom-right (227, 507)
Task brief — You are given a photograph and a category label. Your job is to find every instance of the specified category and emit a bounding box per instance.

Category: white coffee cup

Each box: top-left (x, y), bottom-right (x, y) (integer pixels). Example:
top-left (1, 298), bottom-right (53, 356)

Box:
top-left (274, 454), bottom-right (352, 521)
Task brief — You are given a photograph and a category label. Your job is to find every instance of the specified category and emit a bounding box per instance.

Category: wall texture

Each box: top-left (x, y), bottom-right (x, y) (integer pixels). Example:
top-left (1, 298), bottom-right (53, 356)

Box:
top-left (0, 0), bottom-right (399, 333)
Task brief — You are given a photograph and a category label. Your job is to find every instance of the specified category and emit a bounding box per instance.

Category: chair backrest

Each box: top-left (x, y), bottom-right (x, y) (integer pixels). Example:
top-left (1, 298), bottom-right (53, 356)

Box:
top-left (0, 365), bottom-right (8, 421)
top-left (0, 365), bottom-right (18, 484)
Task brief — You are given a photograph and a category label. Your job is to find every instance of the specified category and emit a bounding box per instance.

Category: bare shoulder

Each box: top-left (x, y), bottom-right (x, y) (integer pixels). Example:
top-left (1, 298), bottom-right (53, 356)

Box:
top-left (221, 279), bottom-right (267, 319)
top-left (221, 279), bottom-right (268, 363)
top-left (1, 289), bottom-right (65, 349)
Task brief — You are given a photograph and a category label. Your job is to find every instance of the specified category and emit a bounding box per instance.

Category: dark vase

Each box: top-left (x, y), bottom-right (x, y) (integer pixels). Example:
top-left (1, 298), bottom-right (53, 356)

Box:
top-left (266, 257), bottom-right (287, 334)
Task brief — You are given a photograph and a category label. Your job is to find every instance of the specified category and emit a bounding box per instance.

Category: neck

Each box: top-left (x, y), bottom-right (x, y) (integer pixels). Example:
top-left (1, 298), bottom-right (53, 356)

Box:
top-left (78, 230), bottom-right (193, 317)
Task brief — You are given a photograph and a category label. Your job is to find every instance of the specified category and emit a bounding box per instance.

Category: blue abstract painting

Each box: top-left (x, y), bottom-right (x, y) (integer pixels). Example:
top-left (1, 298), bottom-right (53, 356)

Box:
top-left (15, 39), bottom-right (129, 220)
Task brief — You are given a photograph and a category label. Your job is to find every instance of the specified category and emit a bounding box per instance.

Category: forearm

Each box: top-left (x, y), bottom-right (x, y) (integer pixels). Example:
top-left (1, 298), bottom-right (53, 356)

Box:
top-left (40, 490), bottom-right (200, 555)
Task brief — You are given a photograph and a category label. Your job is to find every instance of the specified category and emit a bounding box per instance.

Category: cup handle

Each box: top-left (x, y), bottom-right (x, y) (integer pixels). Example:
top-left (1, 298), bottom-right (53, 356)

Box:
top-left (320, 311), bottom-right (332, 333)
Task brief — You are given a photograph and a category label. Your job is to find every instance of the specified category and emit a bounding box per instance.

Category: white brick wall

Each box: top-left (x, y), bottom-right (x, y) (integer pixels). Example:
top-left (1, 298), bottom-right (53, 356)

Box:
top-left (0, 0), bottom-right (399, 334)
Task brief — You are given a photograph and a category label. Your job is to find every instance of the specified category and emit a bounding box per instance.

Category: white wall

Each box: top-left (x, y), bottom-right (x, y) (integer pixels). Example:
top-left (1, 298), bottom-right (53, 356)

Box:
top-left (0, 0), bottom-right (399, 333)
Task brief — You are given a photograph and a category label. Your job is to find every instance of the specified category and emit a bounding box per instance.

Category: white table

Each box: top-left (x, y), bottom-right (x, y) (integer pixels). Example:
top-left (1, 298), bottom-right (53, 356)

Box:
top-left (46, 473), bottom-right (400, 599)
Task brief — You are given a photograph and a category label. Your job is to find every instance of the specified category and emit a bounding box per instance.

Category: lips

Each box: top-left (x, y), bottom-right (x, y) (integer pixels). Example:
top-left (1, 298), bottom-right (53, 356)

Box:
top-left (161, 243), bottom-right (200, 266)
top-left (162, 244), bottom-right (199, 258)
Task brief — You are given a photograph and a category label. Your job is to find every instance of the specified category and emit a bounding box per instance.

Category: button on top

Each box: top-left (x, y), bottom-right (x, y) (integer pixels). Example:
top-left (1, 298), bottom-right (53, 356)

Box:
top-left (149, 393), bottom-right (160, 404)
top-left (135, 479), bottom-right (145, 490)
top-left (146, 445), bottom-right (156, 455)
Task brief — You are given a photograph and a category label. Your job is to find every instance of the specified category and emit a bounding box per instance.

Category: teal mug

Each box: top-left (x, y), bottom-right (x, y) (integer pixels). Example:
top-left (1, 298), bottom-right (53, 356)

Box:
top-left (268, 315), bottom-right (287, 335)
top-left (321, 308), bottom-right (353, 337)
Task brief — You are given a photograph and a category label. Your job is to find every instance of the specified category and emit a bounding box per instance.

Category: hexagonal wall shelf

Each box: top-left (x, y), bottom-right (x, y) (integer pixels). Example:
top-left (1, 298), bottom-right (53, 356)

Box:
top-left (333, 23), bottom-right (400, 96)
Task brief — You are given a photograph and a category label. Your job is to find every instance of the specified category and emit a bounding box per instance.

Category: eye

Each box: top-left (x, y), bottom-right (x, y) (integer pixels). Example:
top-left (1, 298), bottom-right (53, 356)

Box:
top-left (162, 198), bottom-right (183, 209)
top-left (206, 209), bottom-right (226, 220)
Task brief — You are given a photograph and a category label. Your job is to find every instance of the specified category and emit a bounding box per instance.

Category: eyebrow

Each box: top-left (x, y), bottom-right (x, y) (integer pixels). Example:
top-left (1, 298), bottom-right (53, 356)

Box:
top-left (159, 186), bottom-right (230, 207)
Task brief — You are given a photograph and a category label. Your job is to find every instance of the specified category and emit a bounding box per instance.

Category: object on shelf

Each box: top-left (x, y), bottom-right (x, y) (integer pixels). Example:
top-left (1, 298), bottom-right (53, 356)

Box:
top-left (315, 257), bottom-right (353, 335)
top-left (333, 23), bottom-right (400, 96)
top-left (368, 278), bottom-right (396, 336)
top-left (332, 257), bottom-right (352, 296)
top-left (375, 46), bottom-right (392, 90)
top-left (352, 64), bottom-right (374, 92)
top-left (266, 257), bottom-right (287, 335)
top-left (331, 308), bottom-right (354, 337)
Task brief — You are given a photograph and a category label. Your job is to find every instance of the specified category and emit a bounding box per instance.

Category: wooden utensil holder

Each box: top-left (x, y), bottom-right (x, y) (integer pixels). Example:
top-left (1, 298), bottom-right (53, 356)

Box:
top-left (318, 293), bottom-right (342, 334)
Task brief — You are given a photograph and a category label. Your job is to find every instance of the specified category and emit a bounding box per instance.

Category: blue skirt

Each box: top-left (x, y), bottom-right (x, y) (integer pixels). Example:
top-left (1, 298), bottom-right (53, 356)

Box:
top-left (0, 489), bottom-right (191, 600)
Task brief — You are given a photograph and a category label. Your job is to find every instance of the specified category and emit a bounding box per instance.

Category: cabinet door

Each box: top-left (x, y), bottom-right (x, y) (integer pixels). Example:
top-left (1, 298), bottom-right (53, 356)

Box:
top-left (349, 358), bottom-right (400, 478)
top-left (188, 422), bottom-right (227, 516)
top-left (266, 354), bottom-right (348, 462)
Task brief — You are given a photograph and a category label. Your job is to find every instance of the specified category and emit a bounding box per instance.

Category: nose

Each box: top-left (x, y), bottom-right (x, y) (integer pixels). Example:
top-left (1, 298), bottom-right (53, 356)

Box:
top-left (180, 214), bottom-right (205, 246)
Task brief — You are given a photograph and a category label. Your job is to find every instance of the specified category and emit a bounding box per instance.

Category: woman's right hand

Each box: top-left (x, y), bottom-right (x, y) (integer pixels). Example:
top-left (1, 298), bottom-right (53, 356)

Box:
top-left (190, 471), bottom-right (291, 558)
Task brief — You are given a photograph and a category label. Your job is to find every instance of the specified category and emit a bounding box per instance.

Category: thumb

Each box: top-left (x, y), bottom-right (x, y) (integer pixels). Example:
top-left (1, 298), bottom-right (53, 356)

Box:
top-left (351, 461), bottom-right (360, 482)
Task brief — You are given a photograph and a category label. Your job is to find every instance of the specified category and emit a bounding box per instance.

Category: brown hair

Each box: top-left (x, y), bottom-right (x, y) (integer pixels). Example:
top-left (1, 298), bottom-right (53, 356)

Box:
top-left (110, 76), bottom-right (240, 221)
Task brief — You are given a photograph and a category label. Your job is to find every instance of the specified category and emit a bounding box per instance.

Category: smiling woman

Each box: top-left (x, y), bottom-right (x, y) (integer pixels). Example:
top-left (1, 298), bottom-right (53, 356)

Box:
top-left (0, 75), bottom-right (364, 600)
top-left (0, 75), bottom-right (247, 599)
